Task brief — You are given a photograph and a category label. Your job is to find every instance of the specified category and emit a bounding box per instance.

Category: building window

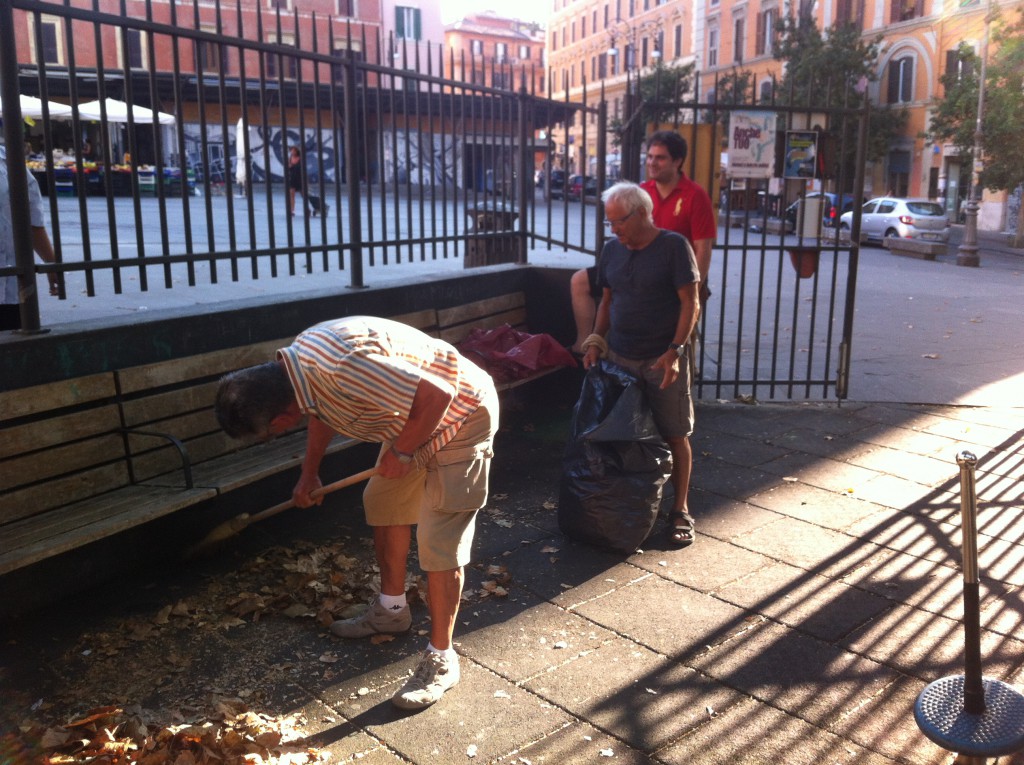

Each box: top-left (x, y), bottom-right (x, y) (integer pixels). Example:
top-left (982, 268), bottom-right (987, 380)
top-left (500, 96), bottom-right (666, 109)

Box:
top-left (496, 42), bottom-right (508, 63)
top-left (36, 17), bottom-right (62, 65)
top-left (332, 42), bottom-right (365, 83)
top-left (890, 0), bottom-right (923, 23)
top-left (551, 31), bottom-right (557, 51)
top-left (945, 48), bottom-right (974, 83)
top-left (598, 52), bottom-right (607, 78)
top-left (673, 24), bottom-right (681, 58)
top-left (759, 79), bottom-right (773, 102)
top-left (887, 55), bottom-right (913, 103)
top-left (395, 6), bottom-right (422, 41)
top-left (604, 5), bottom-right (609, 27)
top-left (733, 17), bottom-right (744, 63)
top-left (266, 37), bottom-right (297, 79)
top-left (199, 31), bottom-right (228, 74)
top-left (124, 28), bottom-right (145, 69)
top-left (471, 39), bottom-right (483, 55)
top-left (836, 0), bottom-right (863, 29)
top-left (756, 8), bottom-right (776, 56)
top-left (708, 26), bottom-right (718, 67)
top-left (519, 44), bottom-right (530, 59)
top-left (581, 16), bottom-right (587, 36)
top-left (336, 0), bottom-right (353, 15)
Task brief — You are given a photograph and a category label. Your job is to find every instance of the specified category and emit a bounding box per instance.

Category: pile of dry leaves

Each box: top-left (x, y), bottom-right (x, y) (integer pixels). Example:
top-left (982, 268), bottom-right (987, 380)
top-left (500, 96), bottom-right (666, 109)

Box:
top-left (10, 532), bottom-right (517, 764)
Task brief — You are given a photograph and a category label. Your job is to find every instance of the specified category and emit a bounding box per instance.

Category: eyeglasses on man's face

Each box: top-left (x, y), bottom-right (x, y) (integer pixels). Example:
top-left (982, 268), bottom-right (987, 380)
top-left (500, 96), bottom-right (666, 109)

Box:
top-left (604, 209), bottom-right (636, 230)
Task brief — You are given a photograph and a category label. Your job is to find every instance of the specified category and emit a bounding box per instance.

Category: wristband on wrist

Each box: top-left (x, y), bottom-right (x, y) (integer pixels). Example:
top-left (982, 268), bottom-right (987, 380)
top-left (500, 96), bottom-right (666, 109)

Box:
top-left (390, 445), bottom-right (415, 464)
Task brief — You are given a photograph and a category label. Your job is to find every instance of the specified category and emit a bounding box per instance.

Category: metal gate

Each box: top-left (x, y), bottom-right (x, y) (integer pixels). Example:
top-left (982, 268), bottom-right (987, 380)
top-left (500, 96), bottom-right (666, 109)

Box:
top-left (530, 71), bottom-right (870, 402)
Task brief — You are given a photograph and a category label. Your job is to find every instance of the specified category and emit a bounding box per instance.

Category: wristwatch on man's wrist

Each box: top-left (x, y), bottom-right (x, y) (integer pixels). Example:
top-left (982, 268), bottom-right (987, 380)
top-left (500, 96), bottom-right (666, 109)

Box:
top-left (390, 445), bottom-right (415, 464)
top-left (668, 342), bottom-right (685, 358)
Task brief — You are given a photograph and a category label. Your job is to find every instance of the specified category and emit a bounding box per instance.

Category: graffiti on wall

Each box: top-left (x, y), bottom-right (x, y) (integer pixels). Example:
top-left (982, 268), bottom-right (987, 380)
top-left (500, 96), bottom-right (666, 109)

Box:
top-left (181, 123), bottom-right (342, 185)
top-left (382, 130), bottom-right (459, 187)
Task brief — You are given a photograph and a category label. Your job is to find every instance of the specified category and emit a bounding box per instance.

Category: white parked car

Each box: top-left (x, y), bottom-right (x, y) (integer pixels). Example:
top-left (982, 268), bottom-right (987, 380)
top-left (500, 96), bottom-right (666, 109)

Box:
top-left (839, 197), bottom-right (950, 247)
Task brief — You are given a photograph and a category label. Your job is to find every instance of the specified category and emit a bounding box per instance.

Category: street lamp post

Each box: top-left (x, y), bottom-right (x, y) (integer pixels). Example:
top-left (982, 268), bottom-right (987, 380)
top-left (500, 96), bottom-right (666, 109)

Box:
top-left (606, 18), bottom-right (661, 180)
top-left (957, 0), bottom-right (994, 268)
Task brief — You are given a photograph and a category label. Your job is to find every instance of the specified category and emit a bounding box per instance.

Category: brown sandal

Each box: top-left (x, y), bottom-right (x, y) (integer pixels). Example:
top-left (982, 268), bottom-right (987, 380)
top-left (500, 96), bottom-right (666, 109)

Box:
top-left (668, 511), bottom-right (695, 548)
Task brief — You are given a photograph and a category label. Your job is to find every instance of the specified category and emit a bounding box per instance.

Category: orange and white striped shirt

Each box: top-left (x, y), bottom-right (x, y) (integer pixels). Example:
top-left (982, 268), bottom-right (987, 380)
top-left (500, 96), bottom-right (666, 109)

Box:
top-left (277, 316), bottom-right (494, 458)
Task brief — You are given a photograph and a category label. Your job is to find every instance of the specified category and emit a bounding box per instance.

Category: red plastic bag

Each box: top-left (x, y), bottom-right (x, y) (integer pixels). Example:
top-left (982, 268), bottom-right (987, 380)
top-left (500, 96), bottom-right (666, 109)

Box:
top-left (457, 324), bottom-right (577, 384)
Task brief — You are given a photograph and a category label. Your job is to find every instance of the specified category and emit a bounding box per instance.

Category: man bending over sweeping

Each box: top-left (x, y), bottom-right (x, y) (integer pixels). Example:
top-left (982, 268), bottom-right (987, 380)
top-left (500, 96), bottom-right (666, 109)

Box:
top-left (214, 316), bottom-right (499, 711)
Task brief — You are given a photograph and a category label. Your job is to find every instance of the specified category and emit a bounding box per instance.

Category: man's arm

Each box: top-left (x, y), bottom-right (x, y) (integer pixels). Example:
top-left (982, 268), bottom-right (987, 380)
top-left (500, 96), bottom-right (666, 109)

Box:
top-left (693, 237), bottom-right (712, 299)
top-left (654, 282), bottom-right (700, 389)
top-left (378, 375), bottom-right (454, 478)
top-left (31, 227), bottom-right (59, 295)
top-left (582, 287), bottom-right (613, 370)
top-left (293, 415), bottom-right (336, 507)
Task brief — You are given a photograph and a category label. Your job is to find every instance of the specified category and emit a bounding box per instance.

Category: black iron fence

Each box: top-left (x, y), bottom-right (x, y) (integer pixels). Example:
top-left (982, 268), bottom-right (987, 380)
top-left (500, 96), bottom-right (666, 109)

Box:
top-left (1, 0), bottom-right (869, 401)
top-left (0, 0), bottom-right (601, 329)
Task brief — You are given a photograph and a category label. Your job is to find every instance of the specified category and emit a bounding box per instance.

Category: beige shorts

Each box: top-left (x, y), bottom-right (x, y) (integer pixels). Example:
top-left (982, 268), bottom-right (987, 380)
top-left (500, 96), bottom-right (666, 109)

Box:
top-left (362, 392), bottom-right (498, 571)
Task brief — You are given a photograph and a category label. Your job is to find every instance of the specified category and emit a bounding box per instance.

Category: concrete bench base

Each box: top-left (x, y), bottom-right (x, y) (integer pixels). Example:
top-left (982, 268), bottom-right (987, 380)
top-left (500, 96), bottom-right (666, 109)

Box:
top-left (888, 239), bottom-right (947, 260)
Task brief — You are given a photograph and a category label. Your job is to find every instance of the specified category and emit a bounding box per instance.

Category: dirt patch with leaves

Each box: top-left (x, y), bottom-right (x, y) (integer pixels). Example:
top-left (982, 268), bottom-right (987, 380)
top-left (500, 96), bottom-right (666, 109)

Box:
top-left (6, 524), bottom-right (518, 765)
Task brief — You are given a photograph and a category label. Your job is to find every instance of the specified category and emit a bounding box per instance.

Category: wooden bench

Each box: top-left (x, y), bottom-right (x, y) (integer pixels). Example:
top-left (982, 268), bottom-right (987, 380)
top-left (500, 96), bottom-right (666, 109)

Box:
top-left (0, 294), bottom-right (568, 577)
top-left (887, 238), bottom-right (947, 260)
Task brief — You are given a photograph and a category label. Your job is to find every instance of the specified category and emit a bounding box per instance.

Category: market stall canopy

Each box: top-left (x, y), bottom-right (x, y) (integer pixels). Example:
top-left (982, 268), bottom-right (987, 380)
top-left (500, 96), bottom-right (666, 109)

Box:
top-left (0, 94), bottom-right (74, 120)
top-left (76, 98), bottom-right (175, 125)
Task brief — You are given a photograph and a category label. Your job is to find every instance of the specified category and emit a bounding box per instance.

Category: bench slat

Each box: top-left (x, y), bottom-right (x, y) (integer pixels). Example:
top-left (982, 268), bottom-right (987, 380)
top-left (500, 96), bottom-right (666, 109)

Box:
top-left (0, 434), bottom-right (125, 493)
top-left (0, 463), bottom-right (131, 525)
top-left (0, 373), bottom-right (117, 420)
top-left (116, 338), bottom-right (291, 394)
top-left (1, 405), bottom-right (122, 459)
top-left (0, 485), bottom-right (217, 576)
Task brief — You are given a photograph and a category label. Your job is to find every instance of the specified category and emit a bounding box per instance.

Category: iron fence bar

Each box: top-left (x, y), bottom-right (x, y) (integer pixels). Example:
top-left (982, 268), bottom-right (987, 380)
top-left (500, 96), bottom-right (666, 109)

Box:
top-left (255, 1), bottom-right (277, 279)
top-left (168, 0), bottom-right (195, 285)
top-left (119, 0), bottom-right (149, 292)
top-left (35, 3), bottom-right (65, 301)
top-left (213, 0), bottom-right (239, 278)
top-left (234, 0), bottom-right (257, 274)
top-left (144, 0), bottom-right (174, 289)
top-left (341, 35), bottom-right (363, 288)
top-left (1, 0), bottom-right (45, 333)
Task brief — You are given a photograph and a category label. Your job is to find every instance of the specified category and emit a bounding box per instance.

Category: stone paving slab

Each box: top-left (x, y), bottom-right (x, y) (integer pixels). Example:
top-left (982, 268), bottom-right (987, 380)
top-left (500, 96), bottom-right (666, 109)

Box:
top-left (5, 398), bottom-right (1024, 765)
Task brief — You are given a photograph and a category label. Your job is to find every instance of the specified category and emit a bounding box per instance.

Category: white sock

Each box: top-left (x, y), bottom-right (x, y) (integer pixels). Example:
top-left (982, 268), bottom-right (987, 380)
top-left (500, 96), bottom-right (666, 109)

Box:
top-left (379, 593), bottom-right (407, 611)
top-left (427, 642), bottom-right (456, 658)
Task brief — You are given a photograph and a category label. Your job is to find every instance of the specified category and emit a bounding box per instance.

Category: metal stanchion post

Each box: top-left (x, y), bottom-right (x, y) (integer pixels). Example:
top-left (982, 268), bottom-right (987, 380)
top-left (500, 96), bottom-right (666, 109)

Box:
top-left (914, 451), bottom-right (1024, 762)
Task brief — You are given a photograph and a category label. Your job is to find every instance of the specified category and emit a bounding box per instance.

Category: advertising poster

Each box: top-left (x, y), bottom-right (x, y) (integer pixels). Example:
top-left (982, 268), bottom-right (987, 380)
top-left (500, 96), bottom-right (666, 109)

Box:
top-left (727, 111), bottom-right (776, 179)
top-left (784, 131), bottom-right (818, 179)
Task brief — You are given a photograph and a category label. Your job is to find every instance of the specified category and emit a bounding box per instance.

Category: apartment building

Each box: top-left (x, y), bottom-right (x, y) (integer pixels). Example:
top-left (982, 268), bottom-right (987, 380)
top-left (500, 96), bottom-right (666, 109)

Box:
top-left (548, 0), bottom-right (1019, 229)
top-left (445, 11), bottom-right (547, 94)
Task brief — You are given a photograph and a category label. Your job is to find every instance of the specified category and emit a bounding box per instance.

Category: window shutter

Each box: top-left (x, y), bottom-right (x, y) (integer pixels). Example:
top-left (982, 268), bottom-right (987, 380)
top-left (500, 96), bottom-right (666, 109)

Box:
top-left (756, 12), bottom-right (765, 55)
top-left (395, 7), bottom-right (405, 38)
top-left (413, 9), bottom-right (421, 40)
top-left (887, 59), bottom-right (899, 103)
top-left (900, 57), bottom-right (912, 102)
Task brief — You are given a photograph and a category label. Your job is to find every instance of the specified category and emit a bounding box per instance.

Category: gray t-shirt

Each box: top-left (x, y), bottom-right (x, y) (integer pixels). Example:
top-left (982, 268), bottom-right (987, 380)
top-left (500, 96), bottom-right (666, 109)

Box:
top-left (596, 230), bottom-right (698, 360)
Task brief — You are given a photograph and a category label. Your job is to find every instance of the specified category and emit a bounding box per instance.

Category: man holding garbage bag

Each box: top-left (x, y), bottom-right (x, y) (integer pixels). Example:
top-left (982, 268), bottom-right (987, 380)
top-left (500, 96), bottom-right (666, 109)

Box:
top-left (579, 182), bottom-right (701, 547)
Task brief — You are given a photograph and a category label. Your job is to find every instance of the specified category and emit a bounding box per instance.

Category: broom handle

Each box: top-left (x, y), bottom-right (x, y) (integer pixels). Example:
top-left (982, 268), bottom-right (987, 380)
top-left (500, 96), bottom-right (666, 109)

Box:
top-left (246, 467), bottom-right (377, 525)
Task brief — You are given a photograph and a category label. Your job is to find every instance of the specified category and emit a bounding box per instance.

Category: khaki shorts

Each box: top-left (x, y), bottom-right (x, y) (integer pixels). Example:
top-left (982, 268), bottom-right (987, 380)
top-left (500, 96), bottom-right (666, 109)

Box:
top-left (362, 392), bottom-right (498, 571)
top-left (607, 349), bottom-right (694, 439)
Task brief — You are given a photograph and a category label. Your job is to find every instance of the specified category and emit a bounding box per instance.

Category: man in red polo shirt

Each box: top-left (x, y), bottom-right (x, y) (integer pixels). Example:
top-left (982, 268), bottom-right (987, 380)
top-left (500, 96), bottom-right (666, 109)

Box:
top-left (570, 131), bottom-right (716, 353)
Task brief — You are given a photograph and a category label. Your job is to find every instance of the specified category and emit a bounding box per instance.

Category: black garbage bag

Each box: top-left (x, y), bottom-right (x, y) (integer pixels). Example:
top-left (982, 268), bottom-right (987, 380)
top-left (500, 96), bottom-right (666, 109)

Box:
top-left (558, 360), bottom-right (673, 553)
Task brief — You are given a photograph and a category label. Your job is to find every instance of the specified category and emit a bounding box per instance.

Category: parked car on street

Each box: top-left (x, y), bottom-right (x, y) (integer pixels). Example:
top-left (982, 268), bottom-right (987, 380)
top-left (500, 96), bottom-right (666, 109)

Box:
top-left (784, 192), bottom-right (861, 233)
top-left (566, 174), bottom-right (598, 201)
top-left (544, 169), bottom-right (567, 199)
top-left (839, 197), bottom-right (950, 247)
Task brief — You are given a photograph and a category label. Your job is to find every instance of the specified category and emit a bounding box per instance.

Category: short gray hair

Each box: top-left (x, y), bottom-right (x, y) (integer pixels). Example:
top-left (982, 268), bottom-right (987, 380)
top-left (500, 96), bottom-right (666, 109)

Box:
top-left (601, 181), bottom-right (653, 218)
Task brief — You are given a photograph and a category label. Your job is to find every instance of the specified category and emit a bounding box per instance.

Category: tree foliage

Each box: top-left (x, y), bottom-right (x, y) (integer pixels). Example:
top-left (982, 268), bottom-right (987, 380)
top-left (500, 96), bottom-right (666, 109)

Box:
top-left (773, 19), bottom-right (907, 169)
top-left (930, 7), bottom-right (1024, 239)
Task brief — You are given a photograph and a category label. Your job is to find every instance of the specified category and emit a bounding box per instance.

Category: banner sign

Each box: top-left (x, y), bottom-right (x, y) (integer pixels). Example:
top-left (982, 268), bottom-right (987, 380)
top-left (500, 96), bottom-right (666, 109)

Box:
top-left (727, 111), bottom-right (776, 179)
top-left (784, 130), bottom-right (819, 179)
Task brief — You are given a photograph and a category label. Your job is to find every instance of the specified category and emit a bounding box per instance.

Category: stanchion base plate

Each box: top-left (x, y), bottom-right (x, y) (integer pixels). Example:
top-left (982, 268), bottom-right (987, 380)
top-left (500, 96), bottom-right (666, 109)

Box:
top-left (915, 675), bottom-right (1024, 757)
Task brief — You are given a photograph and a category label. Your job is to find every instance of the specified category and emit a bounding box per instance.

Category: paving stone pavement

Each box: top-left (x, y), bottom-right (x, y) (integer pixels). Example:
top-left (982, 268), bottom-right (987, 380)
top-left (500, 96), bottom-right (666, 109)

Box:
top-left (4, 387), bottom-right (1024, 765)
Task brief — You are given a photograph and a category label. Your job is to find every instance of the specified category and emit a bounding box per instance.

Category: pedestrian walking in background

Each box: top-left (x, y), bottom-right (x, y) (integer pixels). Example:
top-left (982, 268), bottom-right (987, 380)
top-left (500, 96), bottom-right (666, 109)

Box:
top-left (287, 145), bottom-right (306, 217)
top-left (214, 316), bottom-right (500, 711)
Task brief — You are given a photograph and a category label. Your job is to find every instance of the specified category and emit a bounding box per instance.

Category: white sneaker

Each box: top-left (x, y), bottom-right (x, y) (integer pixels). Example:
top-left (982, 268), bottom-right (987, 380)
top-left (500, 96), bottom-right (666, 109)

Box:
top-left (392, 650), bottom-right (460, 710)
top-left (330, 598), bottom-right (411, 638)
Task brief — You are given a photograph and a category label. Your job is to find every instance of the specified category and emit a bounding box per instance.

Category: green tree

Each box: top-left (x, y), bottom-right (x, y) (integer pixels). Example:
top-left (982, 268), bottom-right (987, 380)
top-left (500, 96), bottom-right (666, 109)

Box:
top-left (607, 60), bottom-right (696, 178)
top-left (929, 8), bottom-right (1024, 244)
top-left (773, 19), bottom-right (908, 184)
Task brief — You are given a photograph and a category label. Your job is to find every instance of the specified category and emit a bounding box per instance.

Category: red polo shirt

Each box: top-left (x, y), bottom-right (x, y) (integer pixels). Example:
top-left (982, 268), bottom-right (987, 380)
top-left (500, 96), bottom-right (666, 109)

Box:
top-left (641, 174), bottom-right (716, 244)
